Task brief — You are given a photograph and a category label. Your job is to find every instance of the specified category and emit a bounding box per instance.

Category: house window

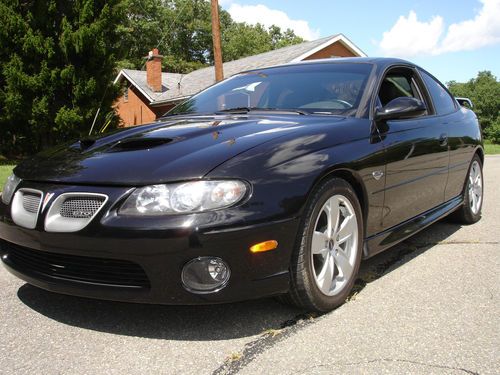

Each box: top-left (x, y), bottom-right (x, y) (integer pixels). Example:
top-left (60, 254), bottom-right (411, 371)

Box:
top-left (124, 87), bottom-right (129, 102)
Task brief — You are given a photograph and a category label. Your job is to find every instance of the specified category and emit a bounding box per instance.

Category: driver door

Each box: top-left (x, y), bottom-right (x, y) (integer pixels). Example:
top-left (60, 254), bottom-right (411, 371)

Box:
top-left (377, 67), bottom-right (449, 230)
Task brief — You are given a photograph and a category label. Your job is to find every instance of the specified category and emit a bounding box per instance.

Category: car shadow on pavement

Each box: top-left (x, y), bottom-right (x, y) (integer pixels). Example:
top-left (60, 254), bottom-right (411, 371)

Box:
top-left (352, 219), bottom-right (463, 296)
top-left (16, 219), bottom-right (463, 341)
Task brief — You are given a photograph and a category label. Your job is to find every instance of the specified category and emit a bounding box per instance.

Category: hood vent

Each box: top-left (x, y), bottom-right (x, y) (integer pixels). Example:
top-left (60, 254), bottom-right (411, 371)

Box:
top-left (107, 137), bottom-right (173, 152)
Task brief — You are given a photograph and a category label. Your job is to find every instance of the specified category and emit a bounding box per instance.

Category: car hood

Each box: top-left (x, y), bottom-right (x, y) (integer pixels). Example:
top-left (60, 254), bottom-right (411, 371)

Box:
top-left (15, 115), bottom-right (345, 185)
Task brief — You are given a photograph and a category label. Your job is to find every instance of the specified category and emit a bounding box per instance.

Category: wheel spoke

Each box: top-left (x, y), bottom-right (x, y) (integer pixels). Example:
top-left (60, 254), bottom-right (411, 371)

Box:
top-left (325, 197), bottom-right (340, 237)
top-left (334, 249), bottom-right (353, 279)
top-left (473, 184), bottom-right (481, 196)
top-left (317, 253), bottom-right (335, 294)
top-left (337, 214), bottom-right (356, 245)
top-left (475, 192), bottom-right (481, 206)
top-left (311, 231), bottom-right (329, 256)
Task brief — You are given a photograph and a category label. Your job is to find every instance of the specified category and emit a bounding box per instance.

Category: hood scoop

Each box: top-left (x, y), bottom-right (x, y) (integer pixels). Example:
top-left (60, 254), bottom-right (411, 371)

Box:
top-left (78, 138), bottom-right (97, 150)
top-left (107, 137), bottom-right (173, 152)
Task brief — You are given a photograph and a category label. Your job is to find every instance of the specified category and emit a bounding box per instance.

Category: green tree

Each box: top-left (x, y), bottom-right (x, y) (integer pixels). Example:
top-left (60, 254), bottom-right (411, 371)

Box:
top-left (269, 25), bottom-right (304, 49)
top-left (222, 23), bottom-right (273, 61)
top-left (116, 0), bottom-right (171, 69)
top-left (118, 0), bottom-right (304, 72)
top-left (0, 0), bottom-right (126, 157)
top-left (118, 0), bottom-right (232, 72)
top-left (220, 22), bottom-right (305, 63)
top-left (448, 71), bottom-right (500, 142)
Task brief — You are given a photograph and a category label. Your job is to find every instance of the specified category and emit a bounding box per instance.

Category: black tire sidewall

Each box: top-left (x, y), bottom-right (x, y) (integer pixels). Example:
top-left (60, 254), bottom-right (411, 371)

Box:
top-left (291, 178), bottom-right (363, 312)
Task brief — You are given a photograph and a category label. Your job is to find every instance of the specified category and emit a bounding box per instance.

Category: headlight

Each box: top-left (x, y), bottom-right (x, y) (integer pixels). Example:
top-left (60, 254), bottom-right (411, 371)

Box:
top-left (119, 180), bottom-right (248, 216)
top-left (1, 174), bottom-right (21, 205)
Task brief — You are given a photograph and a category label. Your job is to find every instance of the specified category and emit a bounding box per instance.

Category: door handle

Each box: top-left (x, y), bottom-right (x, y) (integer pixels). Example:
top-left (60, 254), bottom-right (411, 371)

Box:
top-left (439, 133), bottom-right (448, 147)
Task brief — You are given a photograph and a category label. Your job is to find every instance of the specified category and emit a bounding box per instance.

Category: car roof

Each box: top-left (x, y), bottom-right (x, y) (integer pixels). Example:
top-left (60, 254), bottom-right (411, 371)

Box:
top-left (239, 57), bottom-right (418, 75)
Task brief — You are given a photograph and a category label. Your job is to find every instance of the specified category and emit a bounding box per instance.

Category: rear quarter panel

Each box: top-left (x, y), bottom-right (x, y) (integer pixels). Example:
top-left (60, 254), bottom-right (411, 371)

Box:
top-left (446, 107), bottom-right (483, 200)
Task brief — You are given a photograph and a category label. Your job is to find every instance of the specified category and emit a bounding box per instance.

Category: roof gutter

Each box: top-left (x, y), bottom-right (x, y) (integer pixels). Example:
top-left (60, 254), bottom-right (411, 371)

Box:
top-left (149, 95), bottom-right (191, 107)
top-left (113, 70), bottom-right (155, 104)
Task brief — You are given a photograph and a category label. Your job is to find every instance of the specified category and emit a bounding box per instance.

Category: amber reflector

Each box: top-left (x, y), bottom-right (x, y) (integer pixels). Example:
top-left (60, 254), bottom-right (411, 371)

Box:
top-left (250, 240), bottom-right (278, 253)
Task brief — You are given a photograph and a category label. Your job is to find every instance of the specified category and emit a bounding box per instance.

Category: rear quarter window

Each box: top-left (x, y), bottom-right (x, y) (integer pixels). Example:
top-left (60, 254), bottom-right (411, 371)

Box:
top-left (420, 70), bottom-right (457, 115)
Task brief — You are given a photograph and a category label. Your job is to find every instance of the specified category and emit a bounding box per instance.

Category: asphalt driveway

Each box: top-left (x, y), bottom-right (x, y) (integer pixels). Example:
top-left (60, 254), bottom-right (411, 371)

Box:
top-left (1, 156), bottom-right (498, 375)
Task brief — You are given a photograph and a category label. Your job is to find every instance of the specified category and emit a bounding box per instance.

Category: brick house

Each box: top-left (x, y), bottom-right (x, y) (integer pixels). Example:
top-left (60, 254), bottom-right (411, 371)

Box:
top-left (114, 34), bottom-right (366, 127)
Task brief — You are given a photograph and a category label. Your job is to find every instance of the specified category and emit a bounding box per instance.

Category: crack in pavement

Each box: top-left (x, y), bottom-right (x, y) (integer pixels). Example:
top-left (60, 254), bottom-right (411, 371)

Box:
top-left (211, 239), bottom-right (494, 374)
top-left (291, 358), bottom-right (479, 374)
top-left (212, 313), bottom-right (320, 375)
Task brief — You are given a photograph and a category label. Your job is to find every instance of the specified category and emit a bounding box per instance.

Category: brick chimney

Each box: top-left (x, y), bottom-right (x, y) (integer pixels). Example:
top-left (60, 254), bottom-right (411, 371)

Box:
top-left (145, 48), bottom-right (163, 92)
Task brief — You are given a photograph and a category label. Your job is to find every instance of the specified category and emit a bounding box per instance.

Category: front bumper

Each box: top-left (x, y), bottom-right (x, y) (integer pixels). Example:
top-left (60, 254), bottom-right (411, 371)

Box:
top-left (0, 181), bottom-right (300, 304)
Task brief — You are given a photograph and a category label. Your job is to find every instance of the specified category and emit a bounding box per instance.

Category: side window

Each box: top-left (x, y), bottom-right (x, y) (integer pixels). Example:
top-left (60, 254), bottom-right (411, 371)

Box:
top-left (378, 70), bottom-right (421, 107)
top-left (420, 70), bottom-right (457, 115)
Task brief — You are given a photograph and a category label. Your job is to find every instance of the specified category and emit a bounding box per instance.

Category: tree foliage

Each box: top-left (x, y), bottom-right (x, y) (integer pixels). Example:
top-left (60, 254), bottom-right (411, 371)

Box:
top-left (448, 71), bottom-right (500, 143)
top-left (118, 0), bottom-right (304, 73)
top-left (0, 0), bottom-right (125, 156)
top-left (222, 23), bottom-right (303, 62)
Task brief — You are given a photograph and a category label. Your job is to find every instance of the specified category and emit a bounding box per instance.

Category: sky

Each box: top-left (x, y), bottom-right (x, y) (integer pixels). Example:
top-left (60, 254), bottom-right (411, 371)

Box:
top-left (219, 0), bottom-right (500, 84)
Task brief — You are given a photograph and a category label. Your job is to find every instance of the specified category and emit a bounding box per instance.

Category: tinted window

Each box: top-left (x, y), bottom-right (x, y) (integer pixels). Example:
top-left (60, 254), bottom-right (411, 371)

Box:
top-left (378, 74), bottom-right (418, 106)
top-left (420, 70), bottom-right (456, 115)
top-left (168, 63), bottom-right (373, 117)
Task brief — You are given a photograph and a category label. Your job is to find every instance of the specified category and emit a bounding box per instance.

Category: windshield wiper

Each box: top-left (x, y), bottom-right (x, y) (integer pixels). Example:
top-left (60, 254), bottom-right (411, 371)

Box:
top-left (308, 111), bottom-right (344, 116)
top-left (216, 107), bottom-right (309, 115)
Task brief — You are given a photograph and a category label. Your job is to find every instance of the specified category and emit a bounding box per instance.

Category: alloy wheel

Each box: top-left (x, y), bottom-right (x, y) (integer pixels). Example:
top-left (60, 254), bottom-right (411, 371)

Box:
top-left (468, 160), bottom-right (483, 215)
top-left (310, 195), bottom-right (359, 296)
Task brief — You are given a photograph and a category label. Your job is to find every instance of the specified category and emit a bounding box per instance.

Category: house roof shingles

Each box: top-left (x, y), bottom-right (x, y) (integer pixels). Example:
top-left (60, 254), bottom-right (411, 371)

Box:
top-left (116, 34), bottom-right (365, 106)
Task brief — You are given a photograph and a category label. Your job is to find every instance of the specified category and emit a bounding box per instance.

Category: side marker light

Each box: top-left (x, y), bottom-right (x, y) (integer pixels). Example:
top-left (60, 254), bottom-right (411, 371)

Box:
top-left (250, 240), bottom-right (278, 253)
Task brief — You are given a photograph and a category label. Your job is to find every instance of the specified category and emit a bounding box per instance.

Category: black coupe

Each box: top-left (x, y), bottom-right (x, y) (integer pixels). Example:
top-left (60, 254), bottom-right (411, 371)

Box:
top-left (0, 58), bottom-right (484, 312)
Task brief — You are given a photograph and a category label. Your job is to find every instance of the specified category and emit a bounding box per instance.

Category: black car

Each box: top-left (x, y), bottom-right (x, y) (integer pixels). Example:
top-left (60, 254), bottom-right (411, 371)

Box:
top-left (0, 58), bottom-right (484, 312)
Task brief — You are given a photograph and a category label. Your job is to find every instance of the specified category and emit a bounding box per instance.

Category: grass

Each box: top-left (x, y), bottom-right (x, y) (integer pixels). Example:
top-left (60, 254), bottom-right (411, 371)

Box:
top-left (0, 164), bottom-right (15, 191)
top-left (484, 140), bottom-right (500, 154)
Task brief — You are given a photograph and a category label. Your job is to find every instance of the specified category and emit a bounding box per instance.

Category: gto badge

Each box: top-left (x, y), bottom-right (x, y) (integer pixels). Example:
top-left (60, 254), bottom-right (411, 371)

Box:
top-left (71, 210), bottom-right (92, 218)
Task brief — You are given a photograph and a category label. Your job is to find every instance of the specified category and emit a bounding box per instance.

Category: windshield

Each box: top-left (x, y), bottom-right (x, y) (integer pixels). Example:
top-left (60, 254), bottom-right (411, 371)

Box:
top-left (167, 63), bottom-right (373, 117)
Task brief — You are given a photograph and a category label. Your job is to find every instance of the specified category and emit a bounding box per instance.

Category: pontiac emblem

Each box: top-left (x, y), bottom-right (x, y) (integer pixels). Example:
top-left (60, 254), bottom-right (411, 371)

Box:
top-left (42, 192), bottom-right (55, 211)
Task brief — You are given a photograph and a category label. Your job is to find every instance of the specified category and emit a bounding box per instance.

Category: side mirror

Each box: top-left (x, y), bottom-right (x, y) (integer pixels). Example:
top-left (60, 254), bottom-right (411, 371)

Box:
top-left (375, 97), bottom-right (427, 121)
top-left (455, 97), bottom-right (474, 109)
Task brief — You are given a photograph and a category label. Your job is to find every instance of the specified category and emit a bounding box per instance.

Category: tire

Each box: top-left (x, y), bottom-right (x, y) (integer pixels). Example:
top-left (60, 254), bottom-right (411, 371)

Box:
top-left (285, 178), bottom-right (363, 312)
top-left (450, 154), bottom-right (484, 224)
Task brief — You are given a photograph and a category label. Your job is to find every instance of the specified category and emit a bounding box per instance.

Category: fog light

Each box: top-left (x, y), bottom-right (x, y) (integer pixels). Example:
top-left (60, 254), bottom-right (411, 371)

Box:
top-left (181, 257), bottom-right (230, 293)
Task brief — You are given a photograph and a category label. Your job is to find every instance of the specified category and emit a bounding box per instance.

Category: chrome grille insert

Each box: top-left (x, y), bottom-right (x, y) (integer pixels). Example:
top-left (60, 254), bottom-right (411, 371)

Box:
top-left (45, 193), bottom-right (108, 233)
top-left (22, 192), bottom-right (42, 213)
top-left (11, 188), bottom-right (43, 229)
top-left (60, 197), bottom-right (105, 219)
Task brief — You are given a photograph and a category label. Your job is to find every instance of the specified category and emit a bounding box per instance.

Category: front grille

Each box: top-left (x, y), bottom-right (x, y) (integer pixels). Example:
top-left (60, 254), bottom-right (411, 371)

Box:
top-left (60, 197), bottom-right (105, 219)
top-left (11, 188), bottom-right (43, 229)
top-left (1, 241), bottom-right (150, 288)
top-left (44, 192), bottom-right (108, 233)
top-left (22, 192), bottom-right (41, 213)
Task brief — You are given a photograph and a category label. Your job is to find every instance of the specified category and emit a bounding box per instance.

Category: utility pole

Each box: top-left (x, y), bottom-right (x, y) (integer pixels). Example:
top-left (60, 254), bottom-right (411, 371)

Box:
top-left (211, 0), bottom-right (224, 82)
